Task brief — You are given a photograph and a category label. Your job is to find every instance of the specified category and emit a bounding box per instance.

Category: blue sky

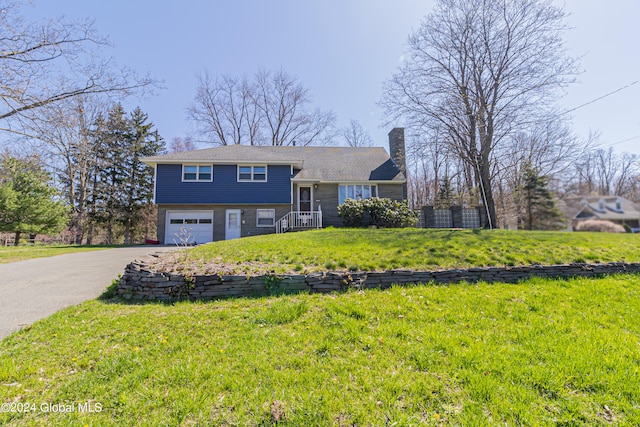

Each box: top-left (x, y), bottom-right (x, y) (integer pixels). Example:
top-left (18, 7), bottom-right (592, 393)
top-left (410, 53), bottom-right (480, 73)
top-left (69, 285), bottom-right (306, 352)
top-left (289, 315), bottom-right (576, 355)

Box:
top-left (22, 0), bottom-right (640, 155)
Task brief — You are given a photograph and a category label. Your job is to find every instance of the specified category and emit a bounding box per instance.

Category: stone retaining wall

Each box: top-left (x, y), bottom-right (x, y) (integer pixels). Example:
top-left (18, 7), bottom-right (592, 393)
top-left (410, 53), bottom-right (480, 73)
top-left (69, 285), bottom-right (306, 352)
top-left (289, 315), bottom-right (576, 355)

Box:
top-left (117, 259), bottom-right (640, 301)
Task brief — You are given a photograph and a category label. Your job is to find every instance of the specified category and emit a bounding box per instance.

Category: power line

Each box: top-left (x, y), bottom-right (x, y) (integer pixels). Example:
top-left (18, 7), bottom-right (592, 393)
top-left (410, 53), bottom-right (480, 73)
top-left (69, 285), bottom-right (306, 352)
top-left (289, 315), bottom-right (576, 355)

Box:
top-left (560, 80), bottom-right (640, 153)
top-left (561, 80), bottom-right (638, 115)
top-left (594, 134), bottom-right (640, 149)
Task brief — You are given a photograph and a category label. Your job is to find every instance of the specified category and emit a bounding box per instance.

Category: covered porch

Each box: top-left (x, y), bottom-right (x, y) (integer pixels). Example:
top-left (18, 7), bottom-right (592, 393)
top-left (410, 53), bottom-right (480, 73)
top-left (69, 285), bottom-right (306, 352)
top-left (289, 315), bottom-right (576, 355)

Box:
top-left (275, 210), bottom-right (323, 233)
top-left (276, 183), bottom-right (323, 233)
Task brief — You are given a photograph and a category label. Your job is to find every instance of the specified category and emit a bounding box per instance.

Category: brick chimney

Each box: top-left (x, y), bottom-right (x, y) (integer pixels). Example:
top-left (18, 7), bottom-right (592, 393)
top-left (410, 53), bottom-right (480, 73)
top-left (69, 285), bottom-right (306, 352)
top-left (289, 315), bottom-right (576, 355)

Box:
top-left (388, 127), bottom-right (407, 199)
top-left (388, 127), bottom-right (406, 176)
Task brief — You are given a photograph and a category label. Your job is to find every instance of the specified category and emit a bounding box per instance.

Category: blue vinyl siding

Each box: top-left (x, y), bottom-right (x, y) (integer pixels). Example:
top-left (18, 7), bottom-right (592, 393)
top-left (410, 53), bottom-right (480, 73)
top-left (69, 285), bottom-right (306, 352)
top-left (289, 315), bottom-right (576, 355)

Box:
top-left (155, 164), bottom-right (291, 204)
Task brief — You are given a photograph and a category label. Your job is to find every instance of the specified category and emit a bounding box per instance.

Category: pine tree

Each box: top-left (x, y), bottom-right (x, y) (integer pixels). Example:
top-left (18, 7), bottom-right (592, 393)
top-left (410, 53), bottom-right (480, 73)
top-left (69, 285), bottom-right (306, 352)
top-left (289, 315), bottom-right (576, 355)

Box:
top-left (88, 104), bottom-right (164, 244)
top-left (0, 155), bottom-right (69, 245)
top-left (435, 175), bottom-right (456, 208)
top-left (89, 104), bottom-right (130, 244)
top-left (122, 107), bottom-right (165, 244)
top-left (517, 163), bottom-right (564, 230)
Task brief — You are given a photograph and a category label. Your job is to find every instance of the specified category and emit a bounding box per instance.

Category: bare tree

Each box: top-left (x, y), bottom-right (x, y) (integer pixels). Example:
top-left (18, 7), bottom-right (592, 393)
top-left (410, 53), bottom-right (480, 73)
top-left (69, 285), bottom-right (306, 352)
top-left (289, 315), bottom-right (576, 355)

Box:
top-left (168, 136), bottom-right (197, 153)
top-left (487, 119), bottom-right (587, 225)
top-left (187, 71), bottom-right (261, 146)
top-left (562, 131), bottom-right (602, 196)
top-left (0, 1), bottom-right (154, 137)
top-left (381, 0), bottom-right (579, 228)
top-left (341, 119), bottom-right (373, 147)
top-left (253, 69), bottom-right (335, 146)
top-left (612, 152), bottom-right (640, 197)
top-left (564, 140), bottom-right (640, 202)
top-left (589, 148), bottom-right (638, 197)
top-left (13, 96), bottom-right (104, 243)
top-left (188, 69), bottom-right (335, 146)
top-left (498, 120), bottom-right (584, 180)
top-left (573, 151), bottom-right (597, 195)
top-left (406, 149), bottom-right (437, 209)
top-left (595, 148), bottom-right (617, 196)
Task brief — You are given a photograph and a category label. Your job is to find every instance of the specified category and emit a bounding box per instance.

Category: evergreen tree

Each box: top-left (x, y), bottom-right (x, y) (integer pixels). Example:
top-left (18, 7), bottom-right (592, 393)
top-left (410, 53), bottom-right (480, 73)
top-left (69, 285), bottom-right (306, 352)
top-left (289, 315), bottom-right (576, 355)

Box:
top-left (0, 155), bottom-right (69, 245)
top-left (435, 175), bottom-right (456, 208)
top-left (88, 104), bottom-right (164, 244)
top-left (517, 163), bottom-right (564, 230)
top-left (122, 107), bottom-right (164, 244)
top-left (89, 104), bottom-right (129, 244)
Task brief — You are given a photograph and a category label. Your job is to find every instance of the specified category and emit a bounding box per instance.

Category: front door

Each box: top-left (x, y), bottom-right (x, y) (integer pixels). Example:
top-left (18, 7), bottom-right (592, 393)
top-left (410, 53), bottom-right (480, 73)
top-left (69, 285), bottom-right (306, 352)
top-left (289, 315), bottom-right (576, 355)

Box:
top-left (299, 186), bottom-right (312, 212)
top-left (225, 209), bottom-right (241, 240)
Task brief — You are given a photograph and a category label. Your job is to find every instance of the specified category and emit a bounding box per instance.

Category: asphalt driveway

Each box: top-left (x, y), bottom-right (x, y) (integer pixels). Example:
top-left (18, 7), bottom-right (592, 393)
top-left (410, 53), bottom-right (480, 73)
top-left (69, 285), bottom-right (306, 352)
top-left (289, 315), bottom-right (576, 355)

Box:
top-left (0, 246), bottom-right (175, 340)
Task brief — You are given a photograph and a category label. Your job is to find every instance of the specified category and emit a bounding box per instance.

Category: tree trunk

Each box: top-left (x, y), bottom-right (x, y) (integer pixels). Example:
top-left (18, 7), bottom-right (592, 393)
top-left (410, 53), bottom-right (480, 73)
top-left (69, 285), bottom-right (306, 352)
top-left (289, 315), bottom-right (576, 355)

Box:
top-left (68, 212), bottom-right (83, 245)
top-left (106, 222), bottom-right (112, 245)
top-left (478, 165), bottom-right (497, 229)
top-left (86, 223), bottom-right (93, 245)
top-left (527, 189), bottom-right (534, 230)
top-left (124, 217), bottom-right (131, 245)
top-left (13, 231), bottom-right (21, 246)
top-left (76, 225), bottom-right (83, 245)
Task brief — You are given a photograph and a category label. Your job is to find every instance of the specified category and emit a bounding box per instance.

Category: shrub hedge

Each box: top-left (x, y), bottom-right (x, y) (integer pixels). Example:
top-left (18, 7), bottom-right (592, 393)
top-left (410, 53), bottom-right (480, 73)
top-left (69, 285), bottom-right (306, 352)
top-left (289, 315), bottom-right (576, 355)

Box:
top-left (338, 198), bottom-right (418, 228)
top-left (574, 219), bottom-right (626, 233)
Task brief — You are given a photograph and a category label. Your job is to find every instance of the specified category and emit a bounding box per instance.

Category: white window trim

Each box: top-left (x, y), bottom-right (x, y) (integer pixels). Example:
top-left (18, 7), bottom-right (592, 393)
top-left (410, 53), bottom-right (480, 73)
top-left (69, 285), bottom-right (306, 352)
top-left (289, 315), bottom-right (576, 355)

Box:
top-left (338, 183), bottom-right (378, 205)
top-left (615, 199), bottom-right (623, 212)
top-left (256, 209), bottom-right (276, 227)
top-left (152, 164), bottom-right (157, 202)
top-left (182, 164), bottom-right (213, 182)
top-left (597, 198), bottom-right (606, 212)
top-left (237, 165), bottom-right (268, 182)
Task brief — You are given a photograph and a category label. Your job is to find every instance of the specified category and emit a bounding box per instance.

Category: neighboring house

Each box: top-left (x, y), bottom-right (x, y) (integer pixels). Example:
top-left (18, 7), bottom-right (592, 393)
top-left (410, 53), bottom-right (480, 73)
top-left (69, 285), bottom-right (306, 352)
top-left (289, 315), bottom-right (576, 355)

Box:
top-left (142, 128), bottom-right (407, 244)
top-left (560, 196), bottom-right (640, 232)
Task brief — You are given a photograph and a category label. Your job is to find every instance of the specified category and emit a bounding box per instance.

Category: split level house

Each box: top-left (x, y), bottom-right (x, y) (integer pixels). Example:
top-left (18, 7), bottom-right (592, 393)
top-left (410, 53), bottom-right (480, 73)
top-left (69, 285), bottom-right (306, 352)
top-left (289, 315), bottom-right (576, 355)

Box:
top-left (142, 128), bottom-right (407, 244)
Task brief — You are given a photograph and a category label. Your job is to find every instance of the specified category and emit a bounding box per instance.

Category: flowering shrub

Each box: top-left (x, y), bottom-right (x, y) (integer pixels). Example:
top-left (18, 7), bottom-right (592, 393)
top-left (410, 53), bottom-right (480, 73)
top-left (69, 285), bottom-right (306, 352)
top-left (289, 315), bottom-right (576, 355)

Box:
top-left (337, 198), bottom-right (365, 227)
top-left (338, 198), bottom-right (418, 228)
top-left (574, 219), bottom-right (626, 233)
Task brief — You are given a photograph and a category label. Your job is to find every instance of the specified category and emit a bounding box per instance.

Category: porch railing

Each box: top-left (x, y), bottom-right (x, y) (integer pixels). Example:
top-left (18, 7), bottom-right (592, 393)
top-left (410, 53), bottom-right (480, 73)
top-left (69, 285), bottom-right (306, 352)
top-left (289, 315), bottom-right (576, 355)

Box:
top-left (276, 211), bottom-right (323, 234)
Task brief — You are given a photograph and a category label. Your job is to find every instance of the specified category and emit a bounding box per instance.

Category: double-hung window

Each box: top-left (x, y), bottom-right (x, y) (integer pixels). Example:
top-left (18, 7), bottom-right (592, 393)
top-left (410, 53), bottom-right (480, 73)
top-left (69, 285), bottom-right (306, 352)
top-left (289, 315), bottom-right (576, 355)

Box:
top-left (338, 184), bottom-right (378, 205)
top-left (183, 165), bottom-right (212, 182)
top-left (238, 165), bottom-right (267, 182)
top-left (256, 209), bottom-right (276, 227)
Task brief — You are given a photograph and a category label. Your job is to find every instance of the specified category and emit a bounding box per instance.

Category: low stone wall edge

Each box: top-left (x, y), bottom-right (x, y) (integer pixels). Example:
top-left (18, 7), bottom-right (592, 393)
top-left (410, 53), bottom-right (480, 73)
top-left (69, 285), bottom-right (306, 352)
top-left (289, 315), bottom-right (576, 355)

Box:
top-left (116, 260), bottom-right (640, 301)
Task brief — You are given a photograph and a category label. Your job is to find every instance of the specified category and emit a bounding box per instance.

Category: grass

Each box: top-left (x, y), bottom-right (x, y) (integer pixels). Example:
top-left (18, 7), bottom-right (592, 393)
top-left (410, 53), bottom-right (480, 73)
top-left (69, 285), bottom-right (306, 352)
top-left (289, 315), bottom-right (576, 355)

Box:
top-left (173, 228), bottom-right (640, 274)
top-left (0, 244), bottom-right (116, 264)
top-left (2, 274), bottom-right (640, 426)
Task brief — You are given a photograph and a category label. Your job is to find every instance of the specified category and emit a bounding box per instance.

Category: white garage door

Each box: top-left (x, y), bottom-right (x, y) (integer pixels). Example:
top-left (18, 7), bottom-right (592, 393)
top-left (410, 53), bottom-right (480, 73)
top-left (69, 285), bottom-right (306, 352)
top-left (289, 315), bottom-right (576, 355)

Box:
top-left (165, 210), bottom-right (214, 245)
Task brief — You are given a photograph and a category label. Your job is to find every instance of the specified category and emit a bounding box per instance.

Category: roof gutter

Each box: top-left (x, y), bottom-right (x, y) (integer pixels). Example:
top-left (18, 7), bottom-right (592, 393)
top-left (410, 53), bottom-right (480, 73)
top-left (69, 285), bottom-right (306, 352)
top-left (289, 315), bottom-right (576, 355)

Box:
top-left (141, 158), bottom-right (304, 168)
top-left (291, 179), bottom-right (407, 184)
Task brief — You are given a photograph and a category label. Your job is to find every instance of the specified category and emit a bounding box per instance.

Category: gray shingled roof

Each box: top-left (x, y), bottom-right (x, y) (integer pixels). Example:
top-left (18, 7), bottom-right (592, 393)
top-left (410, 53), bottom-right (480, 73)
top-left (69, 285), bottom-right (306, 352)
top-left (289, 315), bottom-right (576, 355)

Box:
top-left (142, 145), bottom-right (405, 182)
top-left (142, 145), bottom-right (303, 165)
top-left (561, 196), bottom-right (640, 221)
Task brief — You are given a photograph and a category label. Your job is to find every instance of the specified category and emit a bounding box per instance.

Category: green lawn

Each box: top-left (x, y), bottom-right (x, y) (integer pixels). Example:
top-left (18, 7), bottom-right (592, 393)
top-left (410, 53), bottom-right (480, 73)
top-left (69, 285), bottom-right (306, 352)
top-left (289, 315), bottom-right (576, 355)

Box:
top-left (0, 245), bottom-right (115, 264)
top-left (173, 228), bottom-right (640, 274)
top-left (2, 275), bottom-right (640, 426)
